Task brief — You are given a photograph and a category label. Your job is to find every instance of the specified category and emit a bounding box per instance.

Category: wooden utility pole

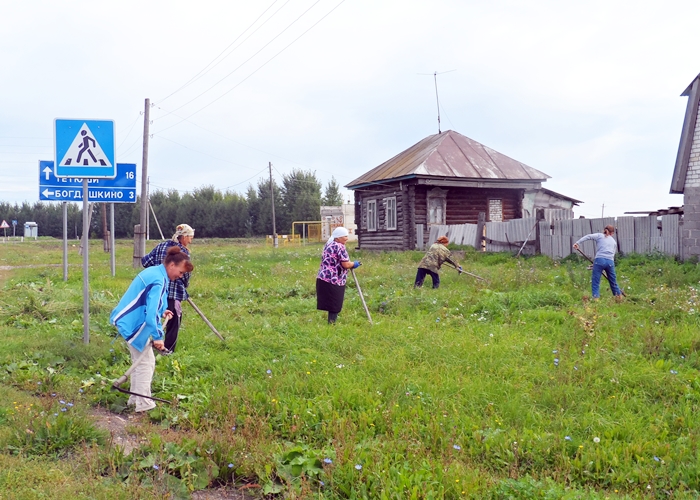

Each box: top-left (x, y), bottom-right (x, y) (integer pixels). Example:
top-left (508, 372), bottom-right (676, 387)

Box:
top-left (269, 162), bottom-right (278, 248)
top-left (136, 98), bottom-right (150, 268)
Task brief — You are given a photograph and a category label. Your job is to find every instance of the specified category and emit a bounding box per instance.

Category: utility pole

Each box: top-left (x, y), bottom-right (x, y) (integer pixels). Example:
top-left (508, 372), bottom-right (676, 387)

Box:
top-left (137, 98), bottom-right (150, 267)
top-left (269, 162), bottom-right (278, 248)
top-left (146, 176), bottom-right (150, 241)
top-left (601, 203), bottom-right (605, 218)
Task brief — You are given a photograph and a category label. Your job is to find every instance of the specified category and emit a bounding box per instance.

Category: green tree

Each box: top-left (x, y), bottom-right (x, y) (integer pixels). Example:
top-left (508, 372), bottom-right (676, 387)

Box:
top-left (279, 170), bottom-right (322, 233)
top-left (322, 177), bottom-right (344, 206)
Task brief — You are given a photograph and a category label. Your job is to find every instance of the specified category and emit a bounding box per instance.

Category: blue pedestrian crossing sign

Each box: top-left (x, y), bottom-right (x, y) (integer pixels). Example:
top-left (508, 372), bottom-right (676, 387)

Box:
top-left (54, 119), bottom-right (116, 178)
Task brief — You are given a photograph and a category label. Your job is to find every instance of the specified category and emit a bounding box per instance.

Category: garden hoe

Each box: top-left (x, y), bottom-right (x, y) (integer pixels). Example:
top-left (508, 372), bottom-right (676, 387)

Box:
top-left (351, 268), bottom-right (373, 325)
top-left (574, 247), bottom-right (626, 297)
top-left (111, 317), bottom-right (173, 404)
top-left (445, 262), bottom-right (489, 283)
top-left (186, 298), bottom-right (225, 342)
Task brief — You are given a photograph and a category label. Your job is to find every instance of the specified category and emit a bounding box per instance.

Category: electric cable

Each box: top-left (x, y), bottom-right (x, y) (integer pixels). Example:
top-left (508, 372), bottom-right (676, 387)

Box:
top-left (157, 0), bottom-right (324, 118)
top-left (116, 112), bottom-right (143, 151)
top-left (153, 0), bottom-right (347, 134)
top-left (157, 0), bottom-right (283, 105)
top-left (154, 135), bottom-right (259, 171)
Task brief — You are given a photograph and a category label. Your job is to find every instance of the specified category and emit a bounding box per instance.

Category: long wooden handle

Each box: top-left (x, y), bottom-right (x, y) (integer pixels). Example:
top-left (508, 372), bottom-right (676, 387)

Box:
top-left (186, 298), bottom-right (225, 341)
top-left (351, 269), bottom-right (373, 325)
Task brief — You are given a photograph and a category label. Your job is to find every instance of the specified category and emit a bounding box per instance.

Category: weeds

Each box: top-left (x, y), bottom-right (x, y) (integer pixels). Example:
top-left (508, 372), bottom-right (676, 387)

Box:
top-left (3, 240), bottom-right (700, 497)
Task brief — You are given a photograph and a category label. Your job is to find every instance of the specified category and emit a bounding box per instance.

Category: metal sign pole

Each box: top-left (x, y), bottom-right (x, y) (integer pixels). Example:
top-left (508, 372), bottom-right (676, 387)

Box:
top-left (82, 179), bottom-right (90, 344)
top-left (110, 202), bottom-right (116, 277)
top-left (63, 202), bottom-right (68, 281)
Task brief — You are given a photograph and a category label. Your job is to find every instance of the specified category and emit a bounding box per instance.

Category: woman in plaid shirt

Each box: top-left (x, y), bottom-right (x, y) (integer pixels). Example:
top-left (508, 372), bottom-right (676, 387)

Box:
top-left (142, 224), bottom-right (194, 351)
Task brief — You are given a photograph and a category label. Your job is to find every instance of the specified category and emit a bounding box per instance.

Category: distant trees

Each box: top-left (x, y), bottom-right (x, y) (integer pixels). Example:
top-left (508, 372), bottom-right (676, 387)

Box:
top-left (322, 177), bottom-right (344, 206)
top-left (0, 170), bottom-right (349, 239)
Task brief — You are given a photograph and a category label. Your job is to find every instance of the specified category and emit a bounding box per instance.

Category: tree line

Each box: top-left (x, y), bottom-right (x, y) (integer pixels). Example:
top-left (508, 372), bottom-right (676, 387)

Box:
top-left (0, 171), bottom-right (346, 239)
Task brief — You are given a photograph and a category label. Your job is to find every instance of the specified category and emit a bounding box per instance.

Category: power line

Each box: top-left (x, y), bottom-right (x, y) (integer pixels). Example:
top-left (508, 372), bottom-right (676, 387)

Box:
top-left (116, 112), bottom-right (143, 150)
top-left (156, 0), bottom-right (323, 119)
top-left (157, 0), bottom-right (284, 105)
top-left (153, 0), bottom-right (347, 134)
top-left (150, 104), bottom-right (353, 180)
top-left (155, 135), bottom-right (259, 171)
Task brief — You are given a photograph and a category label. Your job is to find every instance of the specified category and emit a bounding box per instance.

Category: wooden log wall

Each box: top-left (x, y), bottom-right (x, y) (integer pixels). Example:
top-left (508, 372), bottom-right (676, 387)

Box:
top-left (413, 185), bottom-right (523, 248)
top-left (354, 184), bottom-right (407, 250)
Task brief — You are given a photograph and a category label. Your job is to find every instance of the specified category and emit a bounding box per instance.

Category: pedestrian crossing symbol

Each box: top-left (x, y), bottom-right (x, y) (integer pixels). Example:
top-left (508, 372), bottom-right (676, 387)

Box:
top-left (54, 119), bottom-right (116, 178)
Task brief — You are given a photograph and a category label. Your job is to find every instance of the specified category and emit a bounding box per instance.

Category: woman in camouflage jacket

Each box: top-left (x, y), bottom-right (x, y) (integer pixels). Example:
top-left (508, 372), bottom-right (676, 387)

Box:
top-left (414, 236), bottom-right (461, 289)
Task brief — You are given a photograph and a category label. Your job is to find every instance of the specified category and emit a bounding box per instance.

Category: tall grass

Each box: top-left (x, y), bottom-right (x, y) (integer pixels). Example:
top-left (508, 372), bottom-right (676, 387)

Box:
top-left (2, 239), bottom-right (700, 498)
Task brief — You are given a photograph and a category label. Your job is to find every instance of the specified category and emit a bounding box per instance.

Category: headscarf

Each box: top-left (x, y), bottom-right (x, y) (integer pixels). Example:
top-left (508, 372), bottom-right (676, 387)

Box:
top-left (327, 226), bottom-right (349, 244)
top-left (172, 223), bottom-right (195, 242)
top-left (437, 236), bottom-right (449, 245)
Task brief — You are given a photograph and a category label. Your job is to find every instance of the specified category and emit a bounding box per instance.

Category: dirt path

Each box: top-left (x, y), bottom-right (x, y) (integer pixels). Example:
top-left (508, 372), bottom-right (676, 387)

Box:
top-left (89, 408), bottom-right (257, 499)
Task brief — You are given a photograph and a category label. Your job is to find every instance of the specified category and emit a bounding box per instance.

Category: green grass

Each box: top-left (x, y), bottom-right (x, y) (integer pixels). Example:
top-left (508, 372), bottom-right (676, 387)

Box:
top-left (2, 239), bottom-right (700, 498)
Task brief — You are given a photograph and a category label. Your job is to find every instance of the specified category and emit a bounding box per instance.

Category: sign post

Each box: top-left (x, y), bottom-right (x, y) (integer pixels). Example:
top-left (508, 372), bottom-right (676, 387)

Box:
top-left (55, 119), bottom-right (115, 344)
top-left (0, 220), bottom-right (9, 240)
top-left (11, 220), bottom-right (17, 238)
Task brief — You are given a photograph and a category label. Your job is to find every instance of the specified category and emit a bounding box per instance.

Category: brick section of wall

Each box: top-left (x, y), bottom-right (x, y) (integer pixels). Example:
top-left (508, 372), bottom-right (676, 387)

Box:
top-left (686, 100), bottom-right (700, 187)
top-left (683, 187), bottom-right (700, 257)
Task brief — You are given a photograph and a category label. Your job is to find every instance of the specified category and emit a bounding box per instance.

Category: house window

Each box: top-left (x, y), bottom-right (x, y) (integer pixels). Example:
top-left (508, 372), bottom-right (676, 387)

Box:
top-left (488, 199), bottom-right (503, 222)
top-left (427, 188), bottom-right (447, 225)
top-left (386, 197), bottom-right (397, 230)
top-left (367, 200), bottom-right (377, 231)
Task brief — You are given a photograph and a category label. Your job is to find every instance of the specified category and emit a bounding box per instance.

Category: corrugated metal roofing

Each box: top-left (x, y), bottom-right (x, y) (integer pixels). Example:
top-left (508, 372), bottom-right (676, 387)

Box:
top-left (346, 130), bottom-right (550, 188)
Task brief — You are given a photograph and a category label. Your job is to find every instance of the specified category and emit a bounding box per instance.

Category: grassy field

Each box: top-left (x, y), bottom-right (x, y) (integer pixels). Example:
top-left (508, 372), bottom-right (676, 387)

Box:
top-left (1, 238), bottom-right (700, 499)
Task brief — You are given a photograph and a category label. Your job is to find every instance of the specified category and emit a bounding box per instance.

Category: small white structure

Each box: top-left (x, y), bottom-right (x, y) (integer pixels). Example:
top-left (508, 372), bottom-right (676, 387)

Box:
top-left (24, 222), bottom-right (38, 239)
top-left (320, 204), bottom-right (357, 241)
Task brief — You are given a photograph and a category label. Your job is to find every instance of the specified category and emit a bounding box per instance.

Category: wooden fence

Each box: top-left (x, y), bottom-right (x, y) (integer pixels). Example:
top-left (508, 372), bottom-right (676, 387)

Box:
top-left (417, 214), bottom-right (682, 258)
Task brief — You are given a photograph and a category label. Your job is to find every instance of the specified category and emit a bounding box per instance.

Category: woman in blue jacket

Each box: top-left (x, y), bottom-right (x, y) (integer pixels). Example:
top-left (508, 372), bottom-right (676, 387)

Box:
top-left (110, 246), bottom-right (194, 412)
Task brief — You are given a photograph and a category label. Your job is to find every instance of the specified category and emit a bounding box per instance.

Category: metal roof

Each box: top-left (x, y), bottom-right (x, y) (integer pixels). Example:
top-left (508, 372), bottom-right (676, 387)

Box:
top-left (346, 130), bottom-right (550, 188)
top-left (670, 73), bottom-right (700, 194)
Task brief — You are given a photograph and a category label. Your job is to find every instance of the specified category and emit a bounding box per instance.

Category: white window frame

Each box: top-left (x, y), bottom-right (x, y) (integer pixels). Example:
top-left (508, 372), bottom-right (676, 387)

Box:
top-left (427, 188), bottom-right (448, 225)
top-left (367, 199), bottom-right (377, 231)
top-left (488, 198), bottom-right (503, 222)
top-left (385, 197), bottom-right (397, 230)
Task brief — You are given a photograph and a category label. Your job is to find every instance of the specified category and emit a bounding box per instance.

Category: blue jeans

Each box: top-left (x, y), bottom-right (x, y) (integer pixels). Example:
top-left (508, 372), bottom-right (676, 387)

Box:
top-left (592, 258), bottom-right (621, 298)
top-left (415, 268), bottom-right (440, 288)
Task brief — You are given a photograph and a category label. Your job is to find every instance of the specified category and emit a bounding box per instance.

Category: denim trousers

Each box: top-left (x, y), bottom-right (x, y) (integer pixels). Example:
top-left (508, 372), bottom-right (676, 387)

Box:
top-left (592, 258), bottom-right (621, 298)
top-left (415, 268), bottom-right (440, 289)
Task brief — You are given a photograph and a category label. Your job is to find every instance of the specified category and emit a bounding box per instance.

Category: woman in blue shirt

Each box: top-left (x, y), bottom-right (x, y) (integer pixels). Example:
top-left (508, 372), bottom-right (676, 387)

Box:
top-left (573, 225), bottom-right (622, 300)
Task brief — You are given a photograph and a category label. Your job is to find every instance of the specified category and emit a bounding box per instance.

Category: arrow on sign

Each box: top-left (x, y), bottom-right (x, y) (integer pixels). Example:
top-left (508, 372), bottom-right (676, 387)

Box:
top-left (42, 189), bottom-right (54, 197)
top-left (43, 166), bottom-right (52, 181)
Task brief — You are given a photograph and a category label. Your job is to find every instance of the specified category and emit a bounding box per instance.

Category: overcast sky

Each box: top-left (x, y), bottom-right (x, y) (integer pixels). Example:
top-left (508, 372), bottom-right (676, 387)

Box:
top-left (1, 0), bottom-right (698, 218)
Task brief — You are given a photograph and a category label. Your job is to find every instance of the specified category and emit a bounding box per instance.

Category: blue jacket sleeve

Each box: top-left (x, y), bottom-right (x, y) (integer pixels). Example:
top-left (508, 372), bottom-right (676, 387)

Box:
top-left (145, 279), bottom-right (167, 341)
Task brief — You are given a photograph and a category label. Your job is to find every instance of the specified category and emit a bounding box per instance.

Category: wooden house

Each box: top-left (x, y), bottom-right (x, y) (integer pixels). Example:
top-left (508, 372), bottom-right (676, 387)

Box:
top-left (346, 130), bottom-right (579, 250)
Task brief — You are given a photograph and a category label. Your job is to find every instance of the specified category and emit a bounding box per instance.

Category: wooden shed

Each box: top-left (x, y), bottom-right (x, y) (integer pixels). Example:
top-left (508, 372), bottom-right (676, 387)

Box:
top-left (346, 130), bottom-right (575, 250)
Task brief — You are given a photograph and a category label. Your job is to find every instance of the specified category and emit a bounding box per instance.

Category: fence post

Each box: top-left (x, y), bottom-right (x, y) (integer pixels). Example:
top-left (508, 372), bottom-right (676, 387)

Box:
top-left (476, 212), bottom-right (486, 251)
top-left (535, 208), bottom-right (544, 255)
top-left (133, 224), bottom-right (143, 269)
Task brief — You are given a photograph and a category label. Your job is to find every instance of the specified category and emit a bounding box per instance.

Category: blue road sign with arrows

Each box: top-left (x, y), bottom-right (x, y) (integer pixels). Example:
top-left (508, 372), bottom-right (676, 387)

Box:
top-left (54, 119), bottom-right (116, 178)
top-left (39, 161), bottom-right (136, 203)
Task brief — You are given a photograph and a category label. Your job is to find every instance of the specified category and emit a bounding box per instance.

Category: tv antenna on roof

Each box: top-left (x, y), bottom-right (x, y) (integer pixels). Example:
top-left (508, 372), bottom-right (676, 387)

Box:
top-left (418, 70), bottom-right (456, 134)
